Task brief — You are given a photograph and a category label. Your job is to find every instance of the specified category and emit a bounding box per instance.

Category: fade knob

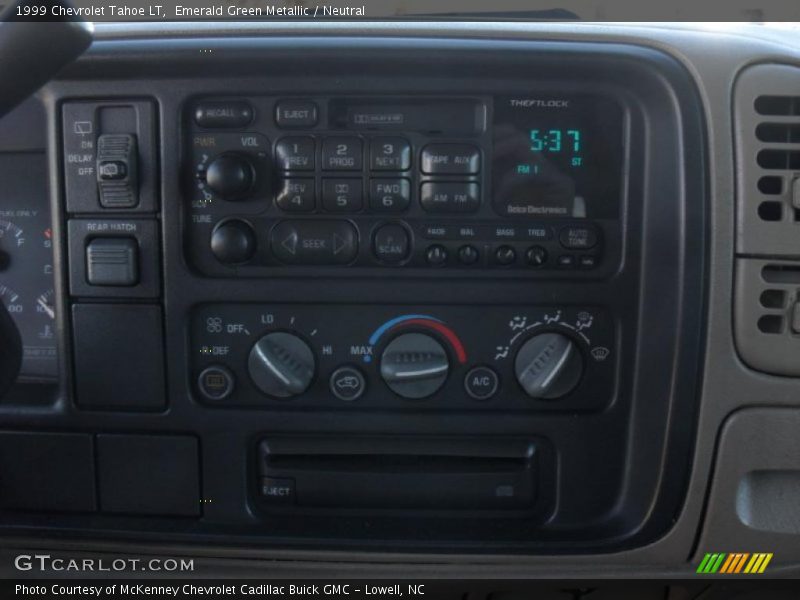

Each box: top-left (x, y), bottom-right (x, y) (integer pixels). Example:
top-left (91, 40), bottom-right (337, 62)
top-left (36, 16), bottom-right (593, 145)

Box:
top-left (514, 332), bottom-right (583, 400)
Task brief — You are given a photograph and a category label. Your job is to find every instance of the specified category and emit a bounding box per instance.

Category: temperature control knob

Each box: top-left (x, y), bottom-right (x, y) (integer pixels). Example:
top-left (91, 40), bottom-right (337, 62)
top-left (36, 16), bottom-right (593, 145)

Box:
top-left (204, 153), bottom-right (256, 200)
top-left (248, 332), bottom-right (315, 398)
top-left (514, 332), bottom-right (583, 400)
top-left (380, 333), bottom-right (449, 399)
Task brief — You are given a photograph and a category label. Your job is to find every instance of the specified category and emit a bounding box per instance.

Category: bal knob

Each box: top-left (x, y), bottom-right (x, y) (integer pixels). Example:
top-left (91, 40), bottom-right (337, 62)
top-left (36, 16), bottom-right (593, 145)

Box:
top-left (514, 332), bottom-right (583, 400)
top-left (248, 332), bottom-right (315, 398)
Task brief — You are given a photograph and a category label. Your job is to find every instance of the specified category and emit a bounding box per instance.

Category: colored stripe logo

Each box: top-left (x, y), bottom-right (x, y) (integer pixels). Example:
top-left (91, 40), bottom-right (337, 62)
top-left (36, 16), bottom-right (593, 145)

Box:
top-left (696, 553), bottom-right (773, 574)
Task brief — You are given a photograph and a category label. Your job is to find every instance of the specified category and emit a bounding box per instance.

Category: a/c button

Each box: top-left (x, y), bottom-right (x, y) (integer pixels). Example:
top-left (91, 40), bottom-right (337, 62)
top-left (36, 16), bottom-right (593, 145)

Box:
top-left (465, 366), bottom-right (499, 400)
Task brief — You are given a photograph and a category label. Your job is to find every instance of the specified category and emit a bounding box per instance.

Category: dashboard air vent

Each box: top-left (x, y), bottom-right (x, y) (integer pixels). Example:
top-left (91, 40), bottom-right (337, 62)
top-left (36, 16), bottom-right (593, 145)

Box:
top-left (735, 66), bottom-right (800, 257)
top-left (734, 66), bottom-right (800, 376)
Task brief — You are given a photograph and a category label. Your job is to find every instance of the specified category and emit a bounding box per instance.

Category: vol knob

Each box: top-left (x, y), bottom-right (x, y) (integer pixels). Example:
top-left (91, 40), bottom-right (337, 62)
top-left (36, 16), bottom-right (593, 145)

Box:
top-left (248, 332), bottom-right (315, 398)
top-left (514, 332), bottom-right (583, 400)
top-left (380, 333), bottom-right (449, 399)
top-left (204, 153), bottom-right (255, 200)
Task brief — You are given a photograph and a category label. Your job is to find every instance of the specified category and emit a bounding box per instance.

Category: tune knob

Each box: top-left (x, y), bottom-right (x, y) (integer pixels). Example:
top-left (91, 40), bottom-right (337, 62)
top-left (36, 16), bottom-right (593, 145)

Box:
top-left (514, 332), bottom-right (583, 400)
top-left (380, 333), bottom-right (449, 399)
top-left (204, 153), bottom-right (255, 200)
top-left (248, 332), bottom-right (315, 398)
top-left (210, 219), bottom-right (256, 264)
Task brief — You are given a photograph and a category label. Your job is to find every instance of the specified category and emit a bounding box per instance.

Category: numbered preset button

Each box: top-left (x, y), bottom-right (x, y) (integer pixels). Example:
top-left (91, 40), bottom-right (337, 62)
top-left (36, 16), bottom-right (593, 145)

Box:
top-left (369, 178), bottom-right (410, 212)
top-left (276, 179), bottom-right (315, 212)
top-left (275, 136), bottom-right (315, 171)
top-left (322, 137), bottom-right (363, 170)
top-left (322, 178), bottom-right (363, 212)
top-left (370, 137), bottom-right (411, 171)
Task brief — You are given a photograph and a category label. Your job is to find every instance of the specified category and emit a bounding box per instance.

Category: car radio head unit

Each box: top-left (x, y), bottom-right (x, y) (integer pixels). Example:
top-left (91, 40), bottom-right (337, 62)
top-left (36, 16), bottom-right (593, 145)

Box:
top-left (184, 94), bottom-right (624, 278)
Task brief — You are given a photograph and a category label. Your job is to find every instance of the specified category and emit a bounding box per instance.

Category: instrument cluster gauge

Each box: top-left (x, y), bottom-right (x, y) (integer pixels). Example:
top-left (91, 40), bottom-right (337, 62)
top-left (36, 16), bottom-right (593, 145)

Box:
top-left (0, 210), bottom-right (58, 381)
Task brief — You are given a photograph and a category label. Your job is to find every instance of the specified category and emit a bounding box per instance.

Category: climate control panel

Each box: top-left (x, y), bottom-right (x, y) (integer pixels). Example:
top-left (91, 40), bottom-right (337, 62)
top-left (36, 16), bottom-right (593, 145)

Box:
top-left (191, 304), bottom-right (616, 411)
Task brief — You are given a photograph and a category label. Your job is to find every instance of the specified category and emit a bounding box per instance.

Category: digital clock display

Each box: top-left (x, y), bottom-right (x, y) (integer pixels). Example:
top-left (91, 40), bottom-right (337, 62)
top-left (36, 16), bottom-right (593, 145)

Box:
top-left (492, 95), bottom-right (623, 219)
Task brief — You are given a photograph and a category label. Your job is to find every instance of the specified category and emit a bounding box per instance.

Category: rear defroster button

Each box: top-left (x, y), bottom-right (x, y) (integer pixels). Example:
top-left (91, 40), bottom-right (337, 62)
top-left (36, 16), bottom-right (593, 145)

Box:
top-left (197, 365), bottom-right (235, 401)
top-left (271, 220), bottom-right (358, 265)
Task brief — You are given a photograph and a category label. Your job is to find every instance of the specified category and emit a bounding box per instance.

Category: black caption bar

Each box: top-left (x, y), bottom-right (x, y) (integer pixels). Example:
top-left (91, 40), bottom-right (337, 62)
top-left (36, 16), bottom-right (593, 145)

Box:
top-left (5, 580), bottom-right (800, 599)
top-left (4, 0), bottom-right (800, 22)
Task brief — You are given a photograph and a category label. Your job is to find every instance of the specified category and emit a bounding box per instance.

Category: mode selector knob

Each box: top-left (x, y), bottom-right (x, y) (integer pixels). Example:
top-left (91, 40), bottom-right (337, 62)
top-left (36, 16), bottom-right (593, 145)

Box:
top-left (204, 153), bottom-right (256, 200)
top-left (380, 333), bottom-right (449, 399)
top-left (248, 332), bottom-right (315, 398)
top-left (514, 332), bottom-right (583, 400)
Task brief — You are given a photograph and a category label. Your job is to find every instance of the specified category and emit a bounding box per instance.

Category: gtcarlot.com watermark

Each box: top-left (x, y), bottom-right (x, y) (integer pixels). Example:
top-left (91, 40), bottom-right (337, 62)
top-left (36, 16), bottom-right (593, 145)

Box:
top-left (14, 554), bottom-right (194, 573)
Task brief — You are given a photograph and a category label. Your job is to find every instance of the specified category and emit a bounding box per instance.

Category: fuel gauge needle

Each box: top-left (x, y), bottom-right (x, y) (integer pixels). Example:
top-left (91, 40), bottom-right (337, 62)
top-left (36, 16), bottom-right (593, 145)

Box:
top-left (37, 297), bottom-right (55, 319)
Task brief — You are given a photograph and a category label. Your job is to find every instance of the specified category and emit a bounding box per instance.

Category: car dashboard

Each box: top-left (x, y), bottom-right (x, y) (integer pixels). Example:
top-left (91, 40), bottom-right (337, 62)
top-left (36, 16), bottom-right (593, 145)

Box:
top-left (0, 20), bottom-right (799, 580)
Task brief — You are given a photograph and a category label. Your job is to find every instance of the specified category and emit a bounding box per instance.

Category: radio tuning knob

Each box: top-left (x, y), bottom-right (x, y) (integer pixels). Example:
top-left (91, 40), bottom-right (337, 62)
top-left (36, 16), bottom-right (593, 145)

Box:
top-left (203, 153), bottom-right (256, 200)
top-left (380, 333), bottom-right (449, 399)
top-left (514, 332), bottom-right (583, 400)
top-left (248, 332), bottom-right (315, 398)
top-left (210, 219), bottom-right (256, 264)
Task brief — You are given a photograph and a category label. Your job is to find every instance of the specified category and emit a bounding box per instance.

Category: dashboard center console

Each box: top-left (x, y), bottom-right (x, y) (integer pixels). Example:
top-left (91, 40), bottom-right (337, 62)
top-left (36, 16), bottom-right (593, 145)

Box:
top-left (0, 38), bottom-right (705, 555)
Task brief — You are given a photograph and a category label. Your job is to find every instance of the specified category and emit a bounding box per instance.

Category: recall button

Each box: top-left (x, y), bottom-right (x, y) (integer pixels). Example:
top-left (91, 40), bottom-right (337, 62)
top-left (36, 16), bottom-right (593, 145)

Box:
top-left (194, 101), bottom-right (254, 128)
top-left (261, 477), bottom-right (296, 504)
top-left (559, 226), bottom-right (598, 249)
top-left (271, 220), bottom-right (358, 265)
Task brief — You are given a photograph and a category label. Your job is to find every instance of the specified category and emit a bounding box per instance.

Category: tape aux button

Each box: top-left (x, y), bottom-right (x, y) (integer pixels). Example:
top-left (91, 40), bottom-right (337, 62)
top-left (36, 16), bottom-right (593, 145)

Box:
top-left (420, 143), bottom-right (481, 174)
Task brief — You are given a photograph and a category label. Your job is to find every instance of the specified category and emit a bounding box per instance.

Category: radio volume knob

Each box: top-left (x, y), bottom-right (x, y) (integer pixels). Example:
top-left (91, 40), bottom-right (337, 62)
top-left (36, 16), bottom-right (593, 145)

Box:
top-left (204, 153), bottom-right (256, 200)
top-left (514, 332), bottom-right (583, 400)
top-left (248, 332), bottom-right (315, 398)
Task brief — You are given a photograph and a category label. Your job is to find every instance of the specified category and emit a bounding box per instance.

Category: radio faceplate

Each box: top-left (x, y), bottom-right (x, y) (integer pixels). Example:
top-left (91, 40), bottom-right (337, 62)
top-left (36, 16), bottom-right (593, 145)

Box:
top-left (185, 95), bottom-right (623, 277)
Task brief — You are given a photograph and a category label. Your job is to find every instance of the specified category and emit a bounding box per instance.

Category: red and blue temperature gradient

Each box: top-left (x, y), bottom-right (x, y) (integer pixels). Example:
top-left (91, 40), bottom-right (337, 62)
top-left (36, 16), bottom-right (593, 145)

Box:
top-left (365, 314), bottom-right (467, 364)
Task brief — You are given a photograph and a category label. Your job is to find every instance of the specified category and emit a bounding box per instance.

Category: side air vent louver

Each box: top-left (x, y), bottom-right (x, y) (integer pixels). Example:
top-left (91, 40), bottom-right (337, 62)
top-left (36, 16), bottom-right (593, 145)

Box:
top-left (735, 69), bottom-right (800, 253)
top-left (734, 65), bottom-right (800, 376)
